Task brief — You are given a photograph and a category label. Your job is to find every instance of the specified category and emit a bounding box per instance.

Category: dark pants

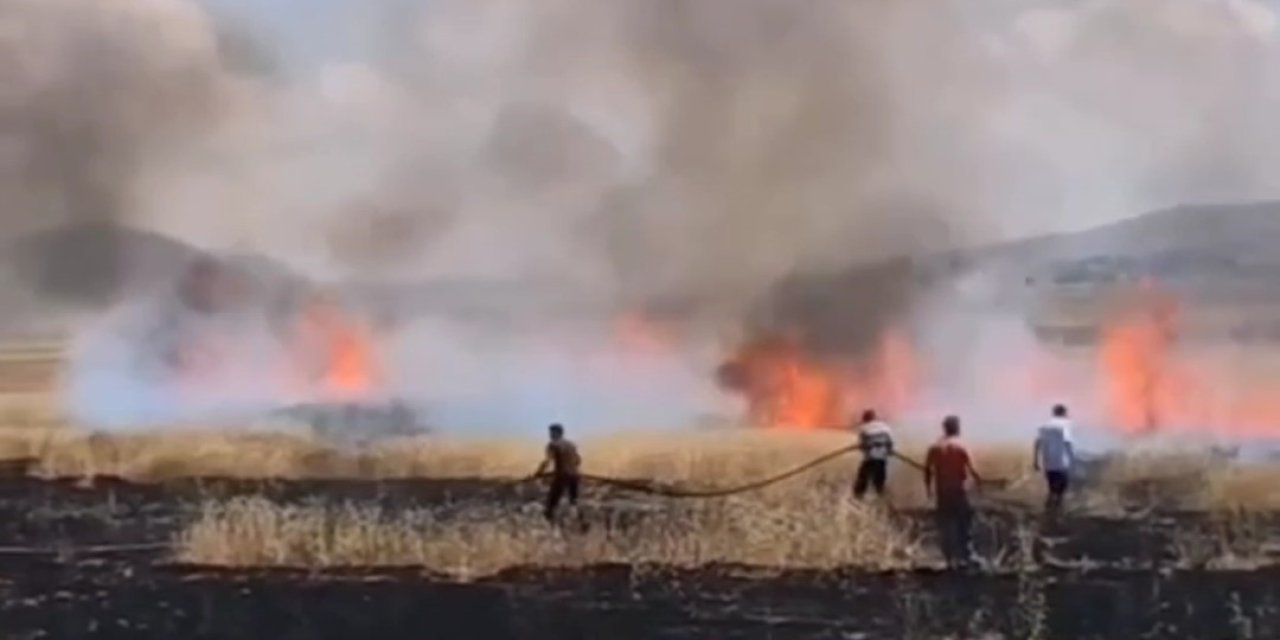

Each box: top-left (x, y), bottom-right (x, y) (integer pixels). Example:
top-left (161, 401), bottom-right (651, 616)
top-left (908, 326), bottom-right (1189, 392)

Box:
top-left (1044, 470), bottom-right (1069, 511)
top-left (545, 474), bottom-right (580, 521)
top-left (853, 459), bottom-right (888, 498)
top-left (935, 492), bottom-right (975, 568)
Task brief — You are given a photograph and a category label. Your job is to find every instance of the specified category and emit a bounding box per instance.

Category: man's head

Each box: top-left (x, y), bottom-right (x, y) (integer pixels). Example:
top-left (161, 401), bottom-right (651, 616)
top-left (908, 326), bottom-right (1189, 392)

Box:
top-left (548, 423), bottom-right (564, 440)
top-left (1052, 404), bottom-right (1068, 418)
top-left (861, 409), bottom-right (877, 424)
top-left (942, 415), bottom-right (961, 437)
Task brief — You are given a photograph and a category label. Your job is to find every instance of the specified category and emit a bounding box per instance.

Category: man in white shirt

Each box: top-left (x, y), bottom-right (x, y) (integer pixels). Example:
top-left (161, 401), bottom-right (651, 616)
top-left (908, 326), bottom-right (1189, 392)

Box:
top-left (854, 409), bottom-right (894, 499)
top-left (1034, 404), bottom-right (1075, 513)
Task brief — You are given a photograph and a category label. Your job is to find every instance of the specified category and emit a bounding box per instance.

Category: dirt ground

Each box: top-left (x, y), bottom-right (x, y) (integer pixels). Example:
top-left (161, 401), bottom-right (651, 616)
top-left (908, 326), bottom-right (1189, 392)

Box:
top-left (0, 476), bottom-right (1276, 639)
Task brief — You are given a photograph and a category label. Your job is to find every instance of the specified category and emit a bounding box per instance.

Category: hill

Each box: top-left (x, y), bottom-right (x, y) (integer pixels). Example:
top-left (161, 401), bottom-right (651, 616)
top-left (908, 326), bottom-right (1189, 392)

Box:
top-left (5, 202), bottom-right (1280, 340)
top-left (976, 200), bottom-right (1280, 281)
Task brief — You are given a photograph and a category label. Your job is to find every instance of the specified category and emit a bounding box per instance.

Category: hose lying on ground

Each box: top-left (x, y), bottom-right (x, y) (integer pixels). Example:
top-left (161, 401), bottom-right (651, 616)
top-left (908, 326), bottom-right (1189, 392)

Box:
top-left (566, 444), bottom-right (861, 498)
top-left (522, 446), bottom-right (1022, 502)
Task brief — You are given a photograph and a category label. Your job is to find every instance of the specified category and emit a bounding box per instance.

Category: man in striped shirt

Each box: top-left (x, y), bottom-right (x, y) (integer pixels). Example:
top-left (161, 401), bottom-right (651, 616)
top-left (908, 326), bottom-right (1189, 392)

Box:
top-left (854, 409), bottom-right (894, 499)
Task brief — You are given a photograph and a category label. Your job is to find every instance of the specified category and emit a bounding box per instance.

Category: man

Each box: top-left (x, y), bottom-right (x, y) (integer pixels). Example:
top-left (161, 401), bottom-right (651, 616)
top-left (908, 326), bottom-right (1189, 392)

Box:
top-left (924, 415), bottom-right (983, 570)
top-left (534, 423), bottom-right (581, 522)
top-left (1034, 404), bottom-right (1075, 513)
top-left (853, 409), bottom-right (894, 499)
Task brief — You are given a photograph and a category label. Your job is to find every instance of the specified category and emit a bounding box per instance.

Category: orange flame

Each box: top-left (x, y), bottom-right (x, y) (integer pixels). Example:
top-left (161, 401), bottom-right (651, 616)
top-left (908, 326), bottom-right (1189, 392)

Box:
top-left (717, 329), bottom-right (918, 429)
top-left (1095, 281), bottom-right (1280, 437)
top-left (293, 294), bottom-right (379, 400)
top-left (1098, 283), bottom-right (1181, 433)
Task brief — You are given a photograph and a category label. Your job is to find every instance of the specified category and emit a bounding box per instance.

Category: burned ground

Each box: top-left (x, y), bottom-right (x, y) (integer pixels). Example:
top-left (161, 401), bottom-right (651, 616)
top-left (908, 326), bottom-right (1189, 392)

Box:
top-left (0, 475), bottom-right (1277, 639)
top-left (4, 559), bottom-right (1280, 639)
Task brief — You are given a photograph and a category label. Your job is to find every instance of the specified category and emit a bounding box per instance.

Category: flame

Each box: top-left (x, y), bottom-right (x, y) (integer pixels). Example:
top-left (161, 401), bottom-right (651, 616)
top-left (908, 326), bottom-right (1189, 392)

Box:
top-left (1095, 281), bottom-right (1280, 437)
top-left (1097, 283), bottom-right (1181, 432)
top-left (716, 333), bottom-right (841, 429)
top-left (717, 329), bottom-right (918, 429)
top-left (293, 294), bottom-right (379, 400)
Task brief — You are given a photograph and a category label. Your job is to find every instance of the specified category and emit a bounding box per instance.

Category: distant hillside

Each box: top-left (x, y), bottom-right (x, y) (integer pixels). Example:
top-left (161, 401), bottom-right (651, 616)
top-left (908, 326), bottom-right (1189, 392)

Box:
top-left (6, 222), bottom-right (210, 305)
top-left (3, 202), bottom-right (1279, 339)
top-left (883, 201), bottom-right (1280, 308)
top-left (0, 223), bottom-right (310, 338)
top-left (983, 201), bottom-right (1280, 278)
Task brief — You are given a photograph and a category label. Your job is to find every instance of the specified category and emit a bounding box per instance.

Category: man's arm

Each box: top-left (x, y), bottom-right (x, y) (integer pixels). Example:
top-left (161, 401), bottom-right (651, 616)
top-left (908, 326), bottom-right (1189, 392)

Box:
top-left (1064, 428), bottom-right (1076, 469)
top-left (1032, 435), bottom-right (1042, 471)
top-left (923, 447), bottom-right (935, 496)
top-left (532, 445), bottom-right (552, 478)
top-left (965, 449), bottom-right (983, 485)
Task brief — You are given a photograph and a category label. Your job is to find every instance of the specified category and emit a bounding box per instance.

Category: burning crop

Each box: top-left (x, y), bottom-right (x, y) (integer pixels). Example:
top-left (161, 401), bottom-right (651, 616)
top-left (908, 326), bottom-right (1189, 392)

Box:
top-left (290, 294), bottom-right (381, 402)
top-left (171, 262), bottom-right (384, 404)
top-left (1095, 281), bottom-right (1280, 438)
top-left (1098, 282), bottom-right (1181, 433)
top-left (63, 257), bottom-right (396, 428)
top-left (716, 328), bottom-right (918, 430)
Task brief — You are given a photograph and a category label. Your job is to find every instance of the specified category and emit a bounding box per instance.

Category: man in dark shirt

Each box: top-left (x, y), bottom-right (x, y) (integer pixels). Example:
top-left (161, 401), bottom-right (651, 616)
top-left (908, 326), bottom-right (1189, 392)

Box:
top-left (924, 415), bottom-right (983, 569)
top-left (534, 423), bottom-right (581, 522)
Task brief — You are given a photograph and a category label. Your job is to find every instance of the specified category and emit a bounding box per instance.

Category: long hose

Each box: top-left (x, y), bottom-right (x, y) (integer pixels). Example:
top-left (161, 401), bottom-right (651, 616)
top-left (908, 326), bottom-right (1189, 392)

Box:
top-left (527, 446), bottom-right (1023, 502)
top-left (564, 444), bottom-right (862, 498)
top-left (526, 446), bottom-right (934, 498)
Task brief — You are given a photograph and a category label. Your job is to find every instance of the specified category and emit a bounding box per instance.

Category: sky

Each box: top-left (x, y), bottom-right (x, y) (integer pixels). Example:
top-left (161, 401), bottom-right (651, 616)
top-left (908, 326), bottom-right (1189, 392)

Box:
top-left (40, 0), bottom-right (1280, 270)
top-left (199, 0), bottom-right (365, 70)
top-left (191, 0), bottom-right (1280, 243)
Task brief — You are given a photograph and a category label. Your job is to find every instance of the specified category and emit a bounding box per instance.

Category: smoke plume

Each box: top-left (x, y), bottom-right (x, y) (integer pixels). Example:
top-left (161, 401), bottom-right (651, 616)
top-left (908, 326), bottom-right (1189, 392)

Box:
top-left (0, 0), bottom-right (239, 305)
top-left (10, 0), bottom-right (1280, 435)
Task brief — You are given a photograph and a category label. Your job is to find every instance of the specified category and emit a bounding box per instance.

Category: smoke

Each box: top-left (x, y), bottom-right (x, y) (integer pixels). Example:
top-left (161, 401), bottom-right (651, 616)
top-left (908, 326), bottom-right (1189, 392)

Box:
top-left (17, 0), bottom-right (1280, 434)
top-left (0, 0), bottom-right (240, 304)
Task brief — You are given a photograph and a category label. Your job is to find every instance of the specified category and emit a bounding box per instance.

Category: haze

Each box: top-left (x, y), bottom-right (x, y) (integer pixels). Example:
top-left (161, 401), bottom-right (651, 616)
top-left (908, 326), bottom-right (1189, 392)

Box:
top-left (7, 0), bottom-right (1280, 437)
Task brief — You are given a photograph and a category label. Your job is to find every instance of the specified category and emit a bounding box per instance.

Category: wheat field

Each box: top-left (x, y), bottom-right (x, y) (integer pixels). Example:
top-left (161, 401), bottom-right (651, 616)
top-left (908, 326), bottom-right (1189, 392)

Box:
top-left (0, 348), bottom-right (1276, 576)
top-left (0, 422), bottom-right (1265, 576)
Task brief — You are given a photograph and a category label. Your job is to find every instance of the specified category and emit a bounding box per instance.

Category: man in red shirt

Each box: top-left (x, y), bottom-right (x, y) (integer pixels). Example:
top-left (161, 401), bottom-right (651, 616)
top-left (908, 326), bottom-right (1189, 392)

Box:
top-left (924, 415), bottom-right (983, 569)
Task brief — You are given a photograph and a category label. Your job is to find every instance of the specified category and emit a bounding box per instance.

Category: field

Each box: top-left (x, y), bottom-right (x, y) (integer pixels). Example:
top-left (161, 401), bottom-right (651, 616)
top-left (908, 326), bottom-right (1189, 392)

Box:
top-left (1, 349), bottom-right (1280, 638)
top-left (0, 422), bottom-right (1274, 639)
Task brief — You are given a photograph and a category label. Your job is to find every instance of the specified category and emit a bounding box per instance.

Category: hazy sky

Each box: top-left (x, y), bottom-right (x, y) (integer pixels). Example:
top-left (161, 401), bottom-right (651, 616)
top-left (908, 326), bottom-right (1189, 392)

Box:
top-left (191, 0), bottom-right (1280, 245)
top-left (200, 0), bottom-right (365, 70)
top-left (19, 0), bottom-right (1280, 276)
top-left (18, 0), bottom-right (1280, 436)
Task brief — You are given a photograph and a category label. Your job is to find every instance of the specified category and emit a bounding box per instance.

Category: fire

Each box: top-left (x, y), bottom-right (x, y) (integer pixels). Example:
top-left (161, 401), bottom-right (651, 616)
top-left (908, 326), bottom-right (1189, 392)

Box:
top-left (716, 333), bottom-right (841, 428)
top-left (717, 329), bottom-right (918, 429)
top-left (1096, 281), bottom-right (1280, 437)
top-left (1098, 283), bottom-right (1181, 433)
top-left (292, 294), bottom-right (379, 400)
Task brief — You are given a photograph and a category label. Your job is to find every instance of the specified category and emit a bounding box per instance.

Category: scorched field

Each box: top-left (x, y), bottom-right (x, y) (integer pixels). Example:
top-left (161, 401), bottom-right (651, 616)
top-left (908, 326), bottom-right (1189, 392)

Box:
top-left (0, 419), bottom-right (1276, 639)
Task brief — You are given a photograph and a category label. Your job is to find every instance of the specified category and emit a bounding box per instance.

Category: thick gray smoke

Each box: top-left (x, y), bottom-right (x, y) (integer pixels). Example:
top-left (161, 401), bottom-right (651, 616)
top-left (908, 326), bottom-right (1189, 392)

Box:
top-left (0, 0), bottom-right (238, 306)
top-left (12, 0), bottom-right (1280, 434)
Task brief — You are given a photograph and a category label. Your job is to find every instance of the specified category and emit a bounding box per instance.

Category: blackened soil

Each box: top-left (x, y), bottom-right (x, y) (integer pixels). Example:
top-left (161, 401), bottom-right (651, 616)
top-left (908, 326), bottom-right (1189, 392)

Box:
top-left (0, 476), bottom-right (1278, 638)
top-left (0, 560), bottom-right (1278, 639)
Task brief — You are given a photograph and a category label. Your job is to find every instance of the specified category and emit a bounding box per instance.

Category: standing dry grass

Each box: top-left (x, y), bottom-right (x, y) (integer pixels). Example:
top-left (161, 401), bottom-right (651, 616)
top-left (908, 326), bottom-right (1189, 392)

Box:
top-left (175, 490), bottom-right (923, 578)
top-left (0, 424), bottom-right (1011, 484)
top-left (0, 424), bottom-right (1276, 511)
